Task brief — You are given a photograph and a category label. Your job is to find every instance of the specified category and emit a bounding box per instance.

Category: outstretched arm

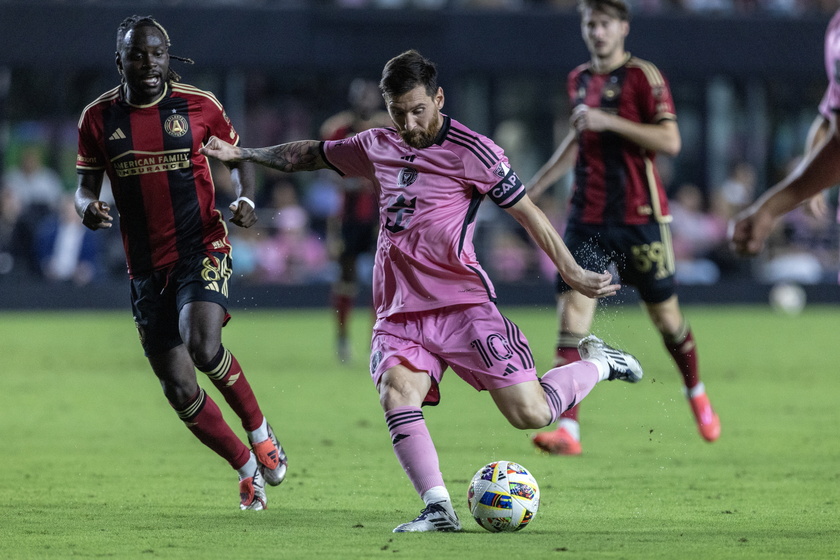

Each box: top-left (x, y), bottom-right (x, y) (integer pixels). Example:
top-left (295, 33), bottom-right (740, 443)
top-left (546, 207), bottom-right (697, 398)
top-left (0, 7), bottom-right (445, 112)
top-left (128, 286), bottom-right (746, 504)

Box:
top-left (200, 136), bottom-right (329, 173)
top-left (504, 194), bottom-right (620, 299)
top-left (730, 113), bottom-right (840, 256)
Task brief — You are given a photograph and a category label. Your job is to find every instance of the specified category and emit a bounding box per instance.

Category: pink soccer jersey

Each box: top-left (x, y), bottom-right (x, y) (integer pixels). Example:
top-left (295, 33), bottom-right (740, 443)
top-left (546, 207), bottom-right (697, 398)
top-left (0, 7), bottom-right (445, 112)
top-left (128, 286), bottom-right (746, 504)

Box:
top-left (322, 115), bottom-right (526, 319)
top-left (819, 10), bottom-right (840, 117)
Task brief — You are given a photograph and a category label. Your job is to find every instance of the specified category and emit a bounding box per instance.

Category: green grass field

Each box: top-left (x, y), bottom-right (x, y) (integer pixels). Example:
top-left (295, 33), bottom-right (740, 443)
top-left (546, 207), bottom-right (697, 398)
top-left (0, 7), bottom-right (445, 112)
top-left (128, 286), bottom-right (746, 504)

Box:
top-left (2, 303), bottom-right (839, 559)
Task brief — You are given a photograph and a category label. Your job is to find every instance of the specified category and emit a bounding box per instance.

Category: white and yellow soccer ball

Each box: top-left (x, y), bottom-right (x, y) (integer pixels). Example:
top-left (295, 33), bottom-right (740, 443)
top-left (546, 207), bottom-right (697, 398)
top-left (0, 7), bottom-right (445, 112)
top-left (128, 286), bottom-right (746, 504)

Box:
top-left (467, 460), bottom-right (540, 532)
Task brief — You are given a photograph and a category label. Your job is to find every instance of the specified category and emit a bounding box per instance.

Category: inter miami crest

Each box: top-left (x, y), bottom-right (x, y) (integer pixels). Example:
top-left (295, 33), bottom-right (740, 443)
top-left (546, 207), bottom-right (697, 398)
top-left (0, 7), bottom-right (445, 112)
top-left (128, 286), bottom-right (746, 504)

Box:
top-left (398, 167), bottom-right (418, 188)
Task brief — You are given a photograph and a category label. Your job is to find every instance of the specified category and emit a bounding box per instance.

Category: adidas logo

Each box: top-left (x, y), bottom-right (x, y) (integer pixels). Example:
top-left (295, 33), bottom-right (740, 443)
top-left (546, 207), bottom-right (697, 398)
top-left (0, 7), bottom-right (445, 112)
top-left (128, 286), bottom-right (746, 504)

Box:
top-left (108, 128), bottom-right (127, 141)
top-left (503, 363), bottom-right (519, 376)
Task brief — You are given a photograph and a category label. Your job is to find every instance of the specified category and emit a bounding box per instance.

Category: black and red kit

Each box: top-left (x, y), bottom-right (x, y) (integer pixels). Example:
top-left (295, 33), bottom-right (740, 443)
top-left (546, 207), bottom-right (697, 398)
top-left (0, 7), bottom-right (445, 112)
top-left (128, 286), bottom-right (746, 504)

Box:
top-left (77, 82), bottom-right (239, 277)
top-left (567, 54), bottom-right (676, 226)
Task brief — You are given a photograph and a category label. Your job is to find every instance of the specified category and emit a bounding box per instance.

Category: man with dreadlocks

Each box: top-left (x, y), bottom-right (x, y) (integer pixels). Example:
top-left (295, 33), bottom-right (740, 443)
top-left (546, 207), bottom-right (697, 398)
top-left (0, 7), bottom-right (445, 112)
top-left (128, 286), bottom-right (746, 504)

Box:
top-left (74, 15), bottom-right (287, 511)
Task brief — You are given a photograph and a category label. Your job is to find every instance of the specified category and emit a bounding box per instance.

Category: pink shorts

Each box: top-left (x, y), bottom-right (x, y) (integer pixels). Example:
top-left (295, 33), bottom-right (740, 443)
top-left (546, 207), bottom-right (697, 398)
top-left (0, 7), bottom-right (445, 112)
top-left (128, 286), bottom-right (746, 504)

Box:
top-left (370, 303), bottom-right (538, 405)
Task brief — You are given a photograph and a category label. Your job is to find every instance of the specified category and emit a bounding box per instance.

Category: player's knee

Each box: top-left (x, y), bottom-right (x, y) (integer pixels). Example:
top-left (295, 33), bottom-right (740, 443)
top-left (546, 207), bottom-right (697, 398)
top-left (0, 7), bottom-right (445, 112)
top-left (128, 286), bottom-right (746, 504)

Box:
top-left (188, 343), bottom-right (218, 368)
top-left (505, 407), bottom-right (551, 430)
top-left (378, 372), bottom-right (426, 410)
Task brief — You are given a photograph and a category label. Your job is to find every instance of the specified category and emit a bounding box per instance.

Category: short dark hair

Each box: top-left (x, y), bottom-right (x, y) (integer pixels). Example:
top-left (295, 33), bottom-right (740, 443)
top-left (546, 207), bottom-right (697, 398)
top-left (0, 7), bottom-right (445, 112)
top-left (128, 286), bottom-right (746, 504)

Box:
top-left (379, 50), bottom-right (438, 99)
top-left (116, 15), bottom-right (193, 82)
top-left (577, 0), bottom-right (631, 21)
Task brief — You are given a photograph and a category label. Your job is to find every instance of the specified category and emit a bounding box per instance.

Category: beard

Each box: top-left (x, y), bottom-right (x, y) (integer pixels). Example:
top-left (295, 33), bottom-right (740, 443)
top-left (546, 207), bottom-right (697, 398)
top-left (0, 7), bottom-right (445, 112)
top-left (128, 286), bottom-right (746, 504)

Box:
top-left (400, 114), bottom-right (441, 149)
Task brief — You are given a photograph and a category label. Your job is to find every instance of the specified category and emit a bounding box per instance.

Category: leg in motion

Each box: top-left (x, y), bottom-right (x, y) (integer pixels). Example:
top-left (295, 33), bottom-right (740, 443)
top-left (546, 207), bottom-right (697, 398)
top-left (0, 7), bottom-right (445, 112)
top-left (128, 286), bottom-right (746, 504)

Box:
top-left (380, 365), bottom-right (461, 533)
top-left (646, 296), bottom-right (720, 442)
top-left (184, 301), bottom-right (289, 485)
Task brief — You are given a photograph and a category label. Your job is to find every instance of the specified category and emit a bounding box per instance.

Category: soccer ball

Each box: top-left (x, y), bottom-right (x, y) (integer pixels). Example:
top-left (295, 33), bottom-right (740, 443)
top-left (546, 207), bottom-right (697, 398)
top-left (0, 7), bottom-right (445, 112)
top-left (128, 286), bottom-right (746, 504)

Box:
top-left (467, 460), bottom-right (540, 532)
top-left (769, 282), bottom-right (806, 315)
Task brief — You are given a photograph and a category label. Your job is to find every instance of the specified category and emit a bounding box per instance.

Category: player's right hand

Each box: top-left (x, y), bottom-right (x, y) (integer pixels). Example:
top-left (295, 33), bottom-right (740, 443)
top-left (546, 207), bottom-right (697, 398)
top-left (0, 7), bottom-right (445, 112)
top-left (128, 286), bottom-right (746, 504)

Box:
top-left (729, 206), bottom-right (776, 256)
top-left (563, 267), bottom-right (620, 299)
top-left (81, 201), bottom-right (113, 230)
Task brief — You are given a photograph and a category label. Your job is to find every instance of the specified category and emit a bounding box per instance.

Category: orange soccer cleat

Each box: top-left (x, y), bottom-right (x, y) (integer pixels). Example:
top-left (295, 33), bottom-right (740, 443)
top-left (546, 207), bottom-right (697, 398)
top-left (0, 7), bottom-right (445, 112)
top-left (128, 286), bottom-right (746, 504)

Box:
top-left (531, 427), bottom-right (583, 456)
top-left (689, 392), bottom-right (721, 442)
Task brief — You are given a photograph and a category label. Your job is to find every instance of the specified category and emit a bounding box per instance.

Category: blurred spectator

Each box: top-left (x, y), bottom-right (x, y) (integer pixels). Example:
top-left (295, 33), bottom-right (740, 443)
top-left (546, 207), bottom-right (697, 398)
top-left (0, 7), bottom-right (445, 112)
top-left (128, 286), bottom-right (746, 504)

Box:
top-left (3, 145), bottom-right (65, 221)
top-left (759, 203), bottom-right (838, 284)
top-left (754, 154), bottom-right (839, 284)
top-left (256, 206), bottom-right (331, 284)
top-left (35, 194), bottom-right (101, 285)
top-left (229, 223), bottom-right (262, 281)
top-left (0, 186), bottom-right (39, 278)
top-left (711, 161), bottom-right (757, 222)
top-left (669, 182), bottom-right (727, 284)
top-left (301, 171), bottom-right (343, 239)
top-left (254, 180), bottom-right (331, 284)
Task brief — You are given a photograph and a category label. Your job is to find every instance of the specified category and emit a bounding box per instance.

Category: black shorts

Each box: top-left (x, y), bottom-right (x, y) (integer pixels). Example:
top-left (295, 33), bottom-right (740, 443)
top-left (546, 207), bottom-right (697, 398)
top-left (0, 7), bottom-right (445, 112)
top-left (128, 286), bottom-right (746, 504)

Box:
top-left (555, 222), bottom-right (676, 304)
top-left (130, 251), bottom-right (232, 356)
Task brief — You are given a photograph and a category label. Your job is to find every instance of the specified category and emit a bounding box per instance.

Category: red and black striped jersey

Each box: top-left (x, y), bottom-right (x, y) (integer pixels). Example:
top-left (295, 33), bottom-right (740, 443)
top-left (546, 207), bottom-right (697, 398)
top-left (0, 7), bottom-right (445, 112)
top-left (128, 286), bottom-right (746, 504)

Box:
top-left (77, 82), bottom-right (239, 277)
top-left (567, 54), bottom-right (675, 225)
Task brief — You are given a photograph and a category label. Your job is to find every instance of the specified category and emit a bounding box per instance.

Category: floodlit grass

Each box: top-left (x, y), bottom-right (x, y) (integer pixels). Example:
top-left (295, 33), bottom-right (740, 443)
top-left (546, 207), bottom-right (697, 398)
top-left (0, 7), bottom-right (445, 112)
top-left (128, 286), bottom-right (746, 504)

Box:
top-left (2, 303), bottom-right (839, 559)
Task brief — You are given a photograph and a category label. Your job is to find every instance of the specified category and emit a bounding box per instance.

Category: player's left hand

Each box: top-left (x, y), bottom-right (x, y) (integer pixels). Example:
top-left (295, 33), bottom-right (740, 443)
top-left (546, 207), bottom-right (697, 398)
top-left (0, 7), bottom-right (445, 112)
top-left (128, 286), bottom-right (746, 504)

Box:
top-left (229, 198), bottom-right (257, 228)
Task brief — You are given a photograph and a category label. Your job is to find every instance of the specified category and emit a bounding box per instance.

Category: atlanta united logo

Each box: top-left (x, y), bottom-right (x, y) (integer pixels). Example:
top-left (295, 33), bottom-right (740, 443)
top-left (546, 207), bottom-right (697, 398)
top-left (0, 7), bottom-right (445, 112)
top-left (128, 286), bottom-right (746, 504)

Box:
top-left (398, 167), bottom-right (418, 188)
top-left (164, 114), bottom-right (189, 137)
top-left (603, 82), bottom-right (621, 100)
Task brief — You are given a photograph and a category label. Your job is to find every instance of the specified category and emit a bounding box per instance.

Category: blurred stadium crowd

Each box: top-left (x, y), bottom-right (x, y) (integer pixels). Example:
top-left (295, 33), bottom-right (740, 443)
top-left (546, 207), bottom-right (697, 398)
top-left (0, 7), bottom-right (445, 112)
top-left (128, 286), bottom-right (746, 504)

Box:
top-left (15, 0), bottom-right (839, 16)
top-left (1, 3), bottom-right (838, 292)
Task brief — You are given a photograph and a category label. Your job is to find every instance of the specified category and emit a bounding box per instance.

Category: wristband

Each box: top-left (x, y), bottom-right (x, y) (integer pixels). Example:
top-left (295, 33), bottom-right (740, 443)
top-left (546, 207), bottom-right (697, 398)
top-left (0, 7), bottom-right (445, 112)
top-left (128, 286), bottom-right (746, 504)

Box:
top-left (234, 196), bottom-right (255, 210)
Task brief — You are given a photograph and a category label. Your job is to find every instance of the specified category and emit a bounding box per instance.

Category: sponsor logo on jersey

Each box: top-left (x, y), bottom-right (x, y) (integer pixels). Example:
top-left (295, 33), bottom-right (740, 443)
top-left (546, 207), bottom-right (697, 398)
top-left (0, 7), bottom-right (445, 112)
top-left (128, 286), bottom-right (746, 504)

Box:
top-left (113, 150), bottom-right (191, 177)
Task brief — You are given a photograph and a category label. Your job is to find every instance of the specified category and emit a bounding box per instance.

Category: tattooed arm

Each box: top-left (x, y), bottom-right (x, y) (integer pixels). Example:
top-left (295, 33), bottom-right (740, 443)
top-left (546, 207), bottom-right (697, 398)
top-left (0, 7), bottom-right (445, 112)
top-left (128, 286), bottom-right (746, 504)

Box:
top-left (200, 136), bottom-right (328, 173)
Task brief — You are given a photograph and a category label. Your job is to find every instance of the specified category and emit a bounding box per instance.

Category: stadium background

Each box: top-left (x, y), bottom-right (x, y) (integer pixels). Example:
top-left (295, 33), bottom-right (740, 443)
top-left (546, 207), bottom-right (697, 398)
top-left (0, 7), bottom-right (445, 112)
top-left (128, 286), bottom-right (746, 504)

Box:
top-left (1, 1), bottom-right (838, 309)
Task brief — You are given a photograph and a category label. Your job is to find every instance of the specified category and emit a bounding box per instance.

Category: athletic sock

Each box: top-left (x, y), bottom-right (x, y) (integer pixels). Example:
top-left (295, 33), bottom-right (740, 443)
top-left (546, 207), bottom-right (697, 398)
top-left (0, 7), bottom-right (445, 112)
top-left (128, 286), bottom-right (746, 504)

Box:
top-left (554, 332), bottom-right (584, 424)
top-left (538, 361), bottom-right (600, 425)
top-left (197, 345), bottom-right (263, 432)
top-left (663, 323), bottom-right (701, 390)
top-left (246, 417), bottom-right (269, 445)
top-left (236, 452), bottom-right (260, 479)
top-left (559, 404), bottom-right (580, 423)
top-left (385, 406), bottom-right (445, 497)
top-left (685, 381), bottom-right (707, 399)
top-left (558, 417), bottom-right (581, 441)
top-left (173, 388), bottom-right (251, 470)
top-left (421, 486), bottom-right (451, 507)
top-left (554, 331), bottom-right (584, 367)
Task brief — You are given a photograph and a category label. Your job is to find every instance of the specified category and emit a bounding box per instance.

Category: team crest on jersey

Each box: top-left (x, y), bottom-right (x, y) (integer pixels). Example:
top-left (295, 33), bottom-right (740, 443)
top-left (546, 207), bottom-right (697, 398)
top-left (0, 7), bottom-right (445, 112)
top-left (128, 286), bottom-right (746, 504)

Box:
top-left (603, 81), bottom-right (621, 100)
top-left (494, 161), bottom-right (510, 179)
top-left (164, 114), bottom-right (189, 137)
top-left (398, 167), bottom-right (418, 188)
